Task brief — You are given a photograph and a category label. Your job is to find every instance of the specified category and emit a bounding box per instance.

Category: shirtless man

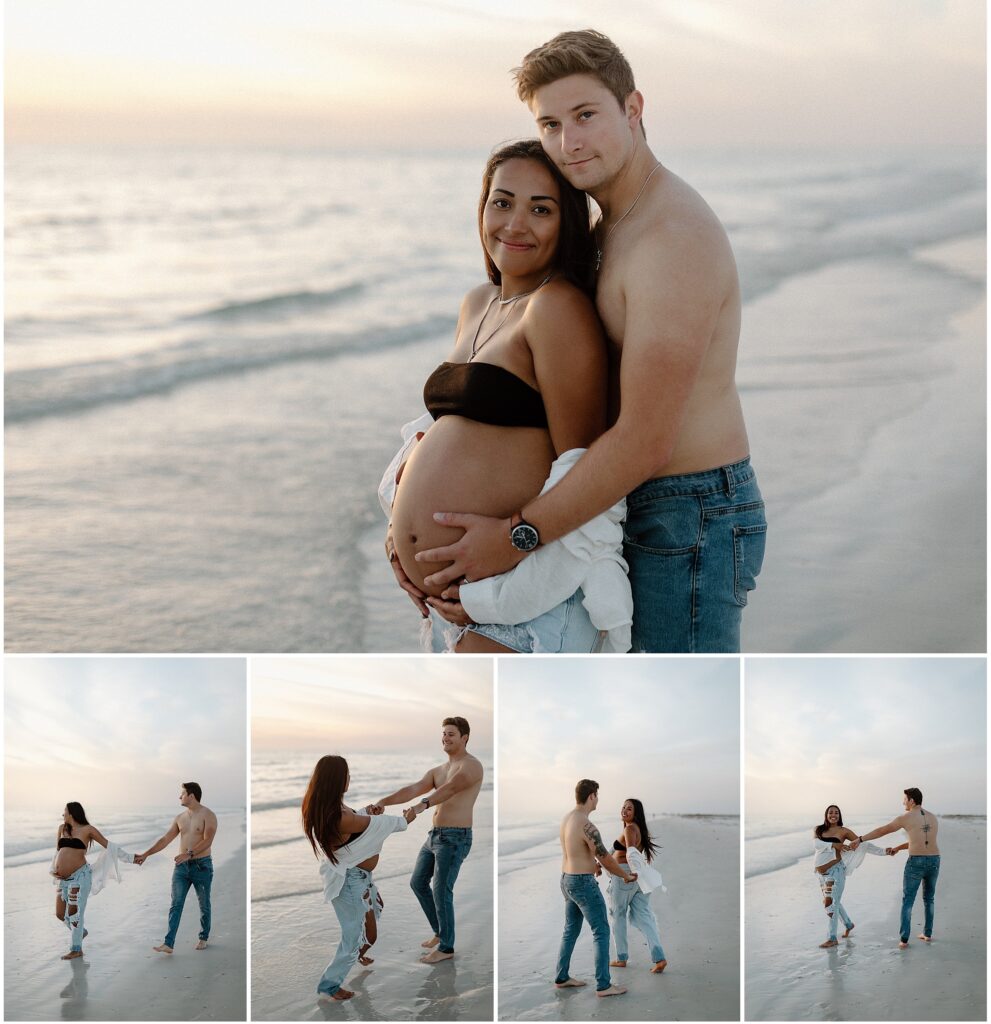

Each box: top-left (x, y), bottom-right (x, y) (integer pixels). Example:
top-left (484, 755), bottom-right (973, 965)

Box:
top-left (851, 787), bottom-right (940, 948)
top-left (136, 782), bottom-right (218, 954)
top-left (368, 717), bottom-right (483, 963)
top-left (556, 779), bottom-right (635, 998)
top-left (414, 29), bottom-right (766, 653)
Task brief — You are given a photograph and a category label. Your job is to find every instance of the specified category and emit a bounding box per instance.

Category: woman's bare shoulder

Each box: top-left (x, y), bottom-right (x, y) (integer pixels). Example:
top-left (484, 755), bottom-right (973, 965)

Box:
top-left (462, 281), bottom-right (498, 312)
top-left (526, 276), bottom-right (596, 319)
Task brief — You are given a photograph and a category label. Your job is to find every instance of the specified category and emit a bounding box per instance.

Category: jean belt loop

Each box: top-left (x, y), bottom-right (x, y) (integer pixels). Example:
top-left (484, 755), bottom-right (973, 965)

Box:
top-left (723, 464), bottom-right (736, 498)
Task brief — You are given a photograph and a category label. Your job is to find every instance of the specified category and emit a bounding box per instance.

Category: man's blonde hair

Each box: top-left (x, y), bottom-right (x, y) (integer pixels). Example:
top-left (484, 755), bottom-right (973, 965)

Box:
top-left (513, 29), bottom-right (636, 111)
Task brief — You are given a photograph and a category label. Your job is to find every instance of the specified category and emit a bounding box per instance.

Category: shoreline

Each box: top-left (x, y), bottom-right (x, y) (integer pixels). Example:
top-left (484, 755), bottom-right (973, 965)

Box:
top-left (745, 817), bottom-right (986, 1020)
top-left (4, 826), bottom-right (248, 1021)
top-left (498, 815), bottom-right (739, 1021)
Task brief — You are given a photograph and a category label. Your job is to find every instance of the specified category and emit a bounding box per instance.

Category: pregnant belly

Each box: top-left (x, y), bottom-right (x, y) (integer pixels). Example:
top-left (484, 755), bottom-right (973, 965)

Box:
top-left (391, 416), bottom-right (554, 597)
top-left (53, 849), bottom-right (86, 878)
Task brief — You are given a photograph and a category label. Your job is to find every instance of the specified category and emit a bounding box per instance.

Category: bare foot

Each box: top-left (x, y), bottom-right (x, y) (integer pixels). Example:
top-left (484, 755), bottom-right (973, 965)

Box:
top-left (421, 935), bottom-right (440, 948)
top-left (358, 955), bottom-right (374, 965)
top-left (842, 924), bottom-right (855, 938)
top-left (918, 934), bottom-right (933, 942)
top-left (609, 960), bottom-right (627, 968)
top-left (152, 944), bottom-right (174, 955)
top-left (651, 959), bottom-right (668, 973)
top-left (898, 941), bottom-right (909, 949)
top-left (819, 939), bottom-right (838, 948)
top-left (195, 940), bottom-right (208, 950)
top-left (597, 984), bottom-right (628, 998)
top-left (554, 978), bottom-right (586, 988)
top-left (319, 988), bottom-right (355, 1002)
top-left (61, 950), bottom-right (83, 960)
top-left (420, 949), bottom-right (454, 964)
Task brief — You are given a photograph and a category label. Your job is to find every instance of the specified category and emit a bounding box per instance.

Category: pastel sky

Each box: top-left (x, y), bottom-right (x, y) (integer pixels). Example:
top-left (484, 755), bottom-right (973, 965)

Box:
top-left (746, 658), bottom-right (986, 816)
top-left (4, 657), bottom-right (247, 811)
top-left (499, 658), bottom-right (739, 820)
top-left (251, 656), bottom-right (493, 756)
top-left (6, 0), bottom-right (984, 147)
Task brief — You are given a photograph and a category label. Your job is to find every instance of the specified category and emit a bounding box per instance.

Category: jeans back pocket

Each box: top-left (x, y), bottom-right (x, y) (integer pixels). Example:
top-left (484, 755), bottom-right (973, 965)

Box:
top-left (733, 522), bottom-right (767, 607)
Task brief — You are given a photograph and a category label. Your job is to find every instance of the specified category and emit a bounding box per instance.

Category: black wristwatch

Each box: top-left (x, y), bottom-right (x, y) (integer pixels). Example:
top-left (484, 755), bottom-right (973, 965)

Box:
top-left (510, 512), bottom-right (540, 552)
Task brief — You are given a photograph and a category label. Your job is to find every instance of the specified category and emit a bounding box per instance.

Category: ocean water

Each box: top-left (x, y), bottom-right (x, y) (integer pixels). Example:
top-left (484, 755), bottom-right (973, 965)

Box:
top-left (4, 805), bottom-right (246, 918)
top-left (744, 813), bottom-right (987, 879)
top-left (5, 144), bottom-right (985, 651)
top-left (499, 812), bottom-right (739, 877)
top-left (252, 749), bottom-right (494, 905)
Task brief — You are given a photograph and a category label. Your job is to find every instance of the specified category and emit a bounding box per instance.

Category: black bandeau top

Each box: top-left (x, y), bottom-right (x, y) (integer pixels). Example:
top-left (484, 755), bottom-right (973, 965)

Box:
top-left (57, 836), bottom-right (86, 850)
top-left (423, 361), bottom-right (547, 429)
top-left (613, 838), bottom-right (628, 852)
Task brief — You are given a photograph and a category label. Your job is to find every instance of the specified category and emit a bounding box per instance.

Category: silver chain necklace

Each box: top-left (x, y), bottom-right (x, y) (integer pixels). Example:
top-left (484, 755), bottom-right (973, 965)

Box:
top-left (469, 273), bottom-right (553, 360)
top-left (595, 162), bottom-right (662, 271)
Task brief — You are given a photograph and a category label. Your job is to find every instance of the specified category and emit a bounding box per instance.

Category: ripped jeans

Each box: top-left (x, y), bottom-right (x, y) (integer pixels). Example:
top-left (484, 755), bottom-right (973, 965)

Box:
top-left (317, 867), bottom-right (383, 997)
top-left (818, 862), bottom-right (853, 941)
top-left (59, 863), bottom-right (93, 952)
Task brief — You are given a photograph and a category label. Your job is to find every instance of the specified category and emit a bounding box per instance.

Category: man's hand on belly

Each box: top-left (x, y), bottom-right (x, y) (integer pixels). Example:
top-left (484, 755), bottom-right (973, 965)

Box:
top-left (417, 513), bottom-right (523, 589)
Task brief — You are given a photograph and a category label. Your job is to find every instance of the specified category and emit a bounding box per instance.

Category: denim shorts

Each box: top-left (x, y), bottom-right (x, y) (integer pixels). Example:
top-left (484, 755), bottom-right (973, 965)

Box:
top-left (624, 457), bottom-right (766, 652)
top-left (464, 588), bottom-right (601, 653)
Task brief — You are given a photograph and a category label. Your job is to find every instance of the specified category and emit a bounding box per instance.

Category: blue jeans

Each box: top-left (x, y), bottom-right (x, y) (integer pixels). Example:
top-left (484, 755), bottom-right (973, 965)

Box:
top-left (900, 855), bottom-right (940, 942)
top-left (624, 457), bottom-right (766, 652)
top-left (458, 589), bottom-right (601, 653)
top-left (318, 867), bottom-right (382, 997)
top-left (59, 864), bottom-right (93, 952)
top-left (608, 865), bottom-right (665, 963)
top-left (410, 827), bottom-right (472, 954)
top-left (818, 863), bottom-right (853, 940)
top-left (164, 855), bottom-right (213, 947)
top-left (555, 873), bottom-right (612, 992)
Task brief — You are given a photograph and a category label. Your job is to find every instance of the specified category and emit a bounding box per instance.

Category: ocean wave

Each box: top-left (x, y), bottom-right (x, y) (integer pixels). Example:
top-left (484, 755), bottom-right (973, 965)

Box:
top-left (5, 313), bottom-right (455, 424)
top-left (252, 836), bottom-right (305, 850)
top-left (252, 797), bottom-right (302, 813)
top-left (180, 283), bottom-right (365, 323)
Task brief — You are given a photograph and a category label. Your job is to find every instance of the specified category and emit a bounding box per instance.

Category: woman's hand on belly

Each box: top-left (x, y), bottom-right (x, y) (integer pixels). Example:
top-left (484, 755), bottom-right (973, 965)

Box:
top-left (385, 525), bottom-right (429, 617)
top-left (425, 585), bottom-right (473, 627)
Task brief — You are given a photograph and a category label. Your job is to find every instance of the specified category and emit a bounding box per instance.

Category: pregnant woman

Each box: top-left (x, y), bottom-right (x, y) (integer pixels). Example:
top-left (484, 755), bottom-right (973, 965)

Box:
top-left (383, 139), bottom-right (613, 654)
top-left (813, 804), bottom-right (885, 948)
top-left (51, 802), bottom-right (110, 960)
top-left (609, 798), bottom-right (667, 973)
top-left (303, 755), bottom-right (420, 1002)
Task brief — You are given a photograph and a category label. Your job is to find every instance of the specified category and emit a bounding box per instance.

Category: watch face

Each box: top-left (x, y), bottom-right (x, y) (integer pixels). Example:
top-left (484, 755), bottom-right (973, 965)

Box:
top-left (511, 523), bottom-right (539, 552)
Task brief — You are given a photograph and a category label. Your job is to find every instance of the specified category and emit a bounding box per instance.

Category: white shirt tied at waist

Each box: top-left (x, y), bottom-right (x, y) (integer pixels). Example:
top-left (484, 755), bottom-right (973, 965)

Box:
top-left (459, 448), bottom-right (632, 653)
top-left (626, 845), bottom-right (666, 894)
top-left (319, 813), bottom-right (408, 903)
top-left (813, 838), bottom-right (885, 874)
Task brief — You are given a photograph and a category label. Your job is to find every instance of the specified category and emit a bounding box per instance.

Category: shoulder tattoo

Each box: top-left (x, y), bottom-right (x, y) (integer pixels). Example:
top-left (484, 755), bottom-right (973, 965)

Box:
top-left (583, 822), bottom-right (609, 857)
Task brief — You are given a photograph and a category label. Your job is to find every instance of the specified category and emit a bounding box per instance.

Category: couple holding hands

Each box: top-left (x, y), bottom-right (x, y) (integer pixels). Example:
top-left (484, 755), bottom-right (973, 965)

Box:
top-left (52, 783), bottom-right (217, 961)
top-left (813, 788), bottom-right (941, 950)
top-left (302, 717), bottom-right (483, 1002)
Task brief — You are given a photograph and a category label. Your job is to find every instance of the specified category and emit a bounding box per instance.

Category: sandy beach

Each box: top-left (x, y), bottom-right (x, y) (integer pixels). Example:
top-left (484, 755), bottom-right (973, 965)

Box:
top-left (742, 233), bottom-right (985, 652)
top-left (745, 816), bottom-right (986, 1021)
top-left (251, 787), bottom-right (494, 1021)
top-left (3, 816), bottom-right (247, 1021)
top-left (498, 815), bottom-right (739, 1022)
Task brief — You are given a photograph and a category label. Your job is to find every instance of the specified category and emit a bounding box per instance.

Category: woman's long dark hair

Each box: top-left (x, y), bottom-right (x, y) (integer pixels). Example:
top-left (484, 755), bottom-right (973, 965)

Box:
top-left (625, 798), bottom-right (660, 864)
top-left (815, 805), bottom-right (843, 840)
top-left (64, 802), bottom-right (89, 835)
top-left (302, 755), bottom-right (348, 865)
top-left (477, 139), bottom-right (597, 296)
